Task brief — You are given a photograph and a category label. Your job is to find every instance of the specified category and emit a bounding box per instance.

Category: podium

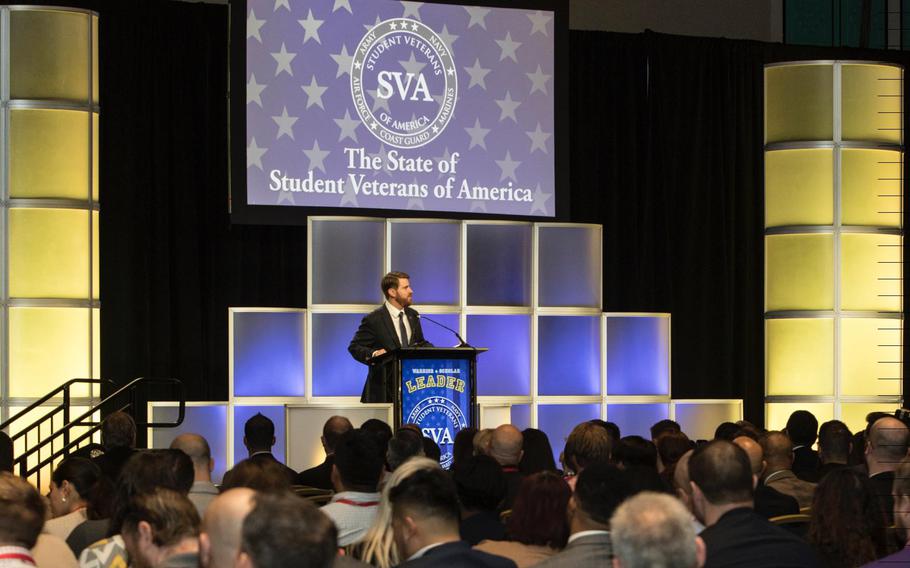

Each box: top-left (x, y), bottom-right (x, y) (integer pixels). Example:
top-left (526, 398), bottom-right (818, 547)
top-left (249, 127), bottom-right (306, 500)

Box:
top-left (385, 346), bottom-right (486, 469)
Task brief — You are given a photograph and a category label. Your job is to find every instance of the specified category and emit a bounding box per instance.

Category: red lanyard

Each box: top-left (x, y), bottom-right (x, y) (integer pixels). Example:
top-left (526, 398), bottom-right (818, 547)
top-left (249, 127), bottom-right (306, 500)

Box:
top-left (502, 466), bottom-right (519, 473)
top-left (335, 498), bottom-right (379, 507)
top-left (0, 553), bottom-right (35, 565)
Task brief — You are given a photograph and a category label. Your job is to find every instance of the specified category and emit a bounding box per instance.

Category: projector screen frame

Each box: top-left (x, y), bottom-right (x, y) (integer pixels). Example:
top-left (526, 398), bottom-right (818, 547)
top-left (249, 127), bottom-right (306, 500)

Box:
top-left (228, 0), bottom-right (570, 225)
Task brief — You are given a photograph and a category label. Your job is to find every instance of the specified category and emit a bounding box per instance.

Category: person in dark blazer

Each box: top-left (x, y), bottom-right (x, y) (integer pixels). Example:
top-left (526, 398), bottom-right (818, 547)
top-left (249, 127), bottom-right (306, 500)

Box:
top-left (223, 413), bottom-right (296, 486)
top-left (733, 436), bottom-right (799, 519)
top-left (390, 467), bottom-right (515, 568)
top-left (295, 416), bottom-right (353, 489)
top-left (348, 271), bottom-right (428, 403)
top-left (864, 416), bottom-right (909, 525)
top-left (786, 410), bottom-right (821, 482)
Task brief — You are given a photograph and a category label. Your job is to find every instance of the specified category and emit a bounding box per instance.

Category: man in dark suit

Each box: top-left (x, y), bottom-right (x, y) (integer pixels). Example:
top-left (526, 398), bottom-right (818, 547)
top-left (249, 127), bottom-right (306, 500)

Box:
top-left (786, 410), bottom-right (821, 481)
top-left (691, 440), bottom-right (820, 567)
top-left (348, 271), bottom-right (428, 403)
top-left (390, 467), bottom-right (515, 568)
top-left (816, 419), bottom-right (851, 481)
top-left (227, 413), bottom-right (297, 486)
top-left (295, 415), bottom-right (353, 489)
top-left (733, 436), bottom-right (799, 519)
top-left (864, 415), bottom-right (909, 525)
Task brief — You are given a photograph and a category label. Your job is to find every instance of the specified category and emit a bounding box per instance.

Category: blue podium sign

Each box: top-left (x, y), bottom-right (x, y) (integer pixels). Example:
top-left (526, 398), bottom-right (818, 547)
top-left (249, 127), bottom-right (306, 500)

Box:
top-left (400, 357), bottom-right (472, 469)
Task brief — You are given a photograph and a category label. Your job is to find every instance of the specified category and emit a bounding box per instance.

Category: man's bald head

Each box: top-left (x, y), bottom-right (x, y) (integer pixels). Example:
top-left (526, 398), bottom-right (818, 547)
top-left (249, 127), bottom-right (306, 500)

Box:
top-left (490, 425), bottom-right (523, 466)
top-left (733, 436), bottom-right (763, 476)
top-left (868, 417), bottom-right (910, 468)
top-left (200, 488), bottom-right (257, 568)
top-left (170, 433), bottom-right (212, 468)
top-left (760, 431), bottom-right (793, 470)
top-left (322, 416), bottom-right (353, 453)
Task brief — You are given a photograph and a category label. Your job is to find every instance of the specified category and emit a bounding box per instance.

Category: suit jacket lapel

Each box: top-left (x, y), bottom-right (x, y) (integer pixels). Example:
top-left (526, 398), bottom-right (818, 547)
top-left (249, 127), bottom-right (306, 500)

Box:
top-left (381, 306), bottom-right (402, 348)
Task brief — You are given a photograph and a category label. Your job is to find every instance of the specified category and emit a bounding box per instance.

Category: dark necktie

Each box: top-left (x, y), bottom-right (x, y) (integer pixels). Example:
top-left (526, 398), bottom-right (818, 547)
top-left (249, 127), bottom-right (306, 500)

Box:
top-left (398, 312), bottom-right (408, 347)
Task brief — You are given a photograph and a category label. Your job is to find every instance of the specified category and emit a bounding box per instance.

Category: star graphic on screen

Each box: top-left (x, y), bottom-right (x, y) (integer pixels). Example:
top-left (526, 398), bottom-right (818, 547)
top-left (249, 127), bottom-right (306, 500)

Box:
top-left (526, 122), bottom-right (551, 154)
top-left (247, 137), bottom-right (268, 169)
top-left (470, 199), bottom-right (487, 212)
top-left (298, 9), bottom-right (325, 44)
top-left (301, 76), bottom-right (328, 109)
top-left (526, 65), bottom-right (552, 96)
top-left (277, 189), bottom-right (296, 205)
top-left (247, 74), bottom-right (266, 106)
top-left (399, 52), bottom-right (427, 75)
top-left (367, 88), bottom-right (391, 113)
top-left (334, 109), bottom-right (360, 142)
top-left (438, 24), bottom-right (459, 50)
top-left (340, 185), bottom-right (359, 206)
top-left (272, 107), bottom-right (298, 140)
top-left (364, 15), bottom-right (382, 32)
top-left (495, 91), bottom-right (521, 122)
top-left (407, 196), bottom-right (425, 210)
top-left (369, 144), bottom-right (394, 177)
top-left (271, 43), bottom-right (297, 77)
top-left (274, 0), bottom-right (290, 12)
top-left (496, 151), bottom-right (520, 182)
top-left (464, 6), bottom-right (490, 29)
top-left (465, 118), bottom-right (490, 150)
top-left (463, 59), bottom-right (491, 90)
top-left (530, 183), bottom-right (552, 214)
top-left (528, 10), bottom-right (552, 36)
top-left (434, 147), bottom-right (452, 178)
top-left (401, 1), bottom-right (423, 19)
top-left (333, 0), bottom-right (352, 13)
top-left (304, 139), bottom-right (330, 173)
top-left (331, 45), bottom-right (353, 78)
top-left (247, 9), bottom-right (266, 42)
top-left (495, 31), bottom-right (521, 63)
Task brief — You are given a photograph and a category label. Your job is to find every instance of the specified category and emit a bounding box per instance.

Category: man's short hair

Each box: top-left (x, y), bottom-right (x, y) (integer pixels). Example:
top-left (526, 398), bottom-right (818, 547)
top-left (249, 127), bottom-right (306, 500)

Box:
top-left (0, 472), bottom-right (45, 548)
top-left (361, 419), bottom-right (393, 448)
top-left (611, 492), bottom-right (698, 568)
top-left (244, 413), bottom-right (275, 450)
top-left (573, 462), bottom-right (633, 525)
top-left (389, 466), bottom-right (460, 528)
top-left (453, 455), bottom-right (506, 512)
top-left (564, 422), bottom-right (611, 471)
top-left (241, 492), bottom-right (337, 568)
top-left (381, 271), bottom-right (409, 299)
top-left (169, 433), bottom-right (212, 468)
top-left (614, 436), bottom-right (657, 469)
top-left (689, 440), bottom-right (753, 505)
top-left (786, 410), bottom-right (819, 446)
top-left (122, 488), bottom-right (200, 547)
top-left (387, 428), bottom-right (424, 472)
top-left (818, 420), bottom-right (851, 460)
top-left (713, 422), bottom-right (742, 441)
top-left (221, 459), bottom-right (292, 493)
top-left (589, 420), bottom-right (621, 447)
top-left (335, 429), bottom-right (386, 491)
top-left (101, 411), bottom-right (137, 451)
top-left (650, 419), bottom-right (681, 440)
top-left (322, 416), bottom-right (353, 453)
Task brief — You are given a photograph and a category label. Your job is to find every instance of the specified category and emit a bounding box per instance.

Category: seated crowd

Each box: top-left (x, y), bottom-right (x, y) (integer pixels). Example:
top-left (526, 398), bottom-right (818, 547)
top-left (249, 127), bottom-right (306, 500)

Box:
top-left (0, 408), bottom-right (909, 567)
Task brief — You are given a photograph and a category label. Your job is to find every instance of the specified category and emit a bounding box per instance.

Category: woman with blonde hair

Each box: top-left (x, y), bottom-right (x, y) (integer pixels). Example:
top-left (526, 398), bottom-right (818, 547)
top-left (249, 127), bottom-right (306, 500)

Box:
top-left (353, 457), bottom-right (440, 567)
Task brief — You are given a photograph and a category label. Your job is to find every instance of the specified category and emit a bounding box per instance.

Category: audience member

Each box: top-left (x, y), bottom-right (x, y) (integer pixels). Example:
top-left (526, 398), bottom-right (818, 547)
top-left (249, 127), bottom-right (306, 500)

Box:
top-left (322, 429), bottom-right (385, 546)
top-left (32, 532), bottom-right (78, 568)
top-left (238, 492), bottom-right (337, 568)
top-left (713, 422), bottom-right (741, 442)
top-left (422, 436), bottom-right (441, 464)
top-left (489, 425), bottom-right (524, 510)
top-left (120, 488), bottom-right (200, 568)
top-left (849, 412), bottom-right (893, 469)
top-left (361, 419), bottom-right (393, 449)
top-left (564, 422), bottom-right (611, 476)
top-left (760, 431), bottom-right (816, 509)
top-left (296, 416), bottom-right (353, 490)
top-left (689, 440), bottom-right (820, 567)
top-left (92, 411), bottom-right (137, 483)
top-left (656, 431), bottom-right (691, 483)
top-left (626, 465), bottom-right (671, 495)
top-left (169, 433), bottom-right (218, 517)
top-left (474, 429), bottom-right (493, 456)
top-left (671, 450), bottom-right (704, 533)
top-left (535, 463), bottom-right (633, 567)
top-left (452, 427), bottom-right (478, 471)
top-left (45, 457), bottom-right (108, 542)
top-left (453, 455), bottom-right (507, 545)
top-left (199, 488), bottom-right (256, 568)
top-left (651, 419), bottom-right (682, 442)
top-left (786, 410), bottom-right (820, 481)
top-left (220, 457), bottom-right (293, 494)
top-left (614, 436), bottom-right (657, 470)
top-left (0, 432), bottom-right (12, 473)
top-left (476, 471), bottom-right (570, 567)
top-left (0, 472), bottom-right (46, 567)
top-left (816, 420), bottom-right (851, 480)
top-left (732, 436), bottom-right (798, 519)
top-left (864, 415), bottom-right (909, 525)
top-left (807, 468), bottom-right (889, 568)
top-left (865, 456), bottom-right (910, 566)
top-left (518, 428), bottom-right (557, 476)
top-left (226, 413), bottom-right (296, 486)
top-left (389, 467), bottom-right (515, 567)
top-left (386, 428), bottom-right (425, 472)
top-left (611, 492), bottom-right (705, 568)
top-left (589, 420), bottom-right (621, 452)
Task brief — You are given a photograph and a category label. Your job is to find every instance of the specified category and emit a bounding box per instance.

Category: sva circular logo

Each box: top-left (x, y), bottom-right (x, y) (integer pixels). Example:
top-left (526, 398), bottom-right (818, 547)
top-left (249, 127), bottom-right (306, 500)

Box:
top-left (407, 396), bottom-right (467, 469)
top-left (351, 18), bottom-right (457, 149)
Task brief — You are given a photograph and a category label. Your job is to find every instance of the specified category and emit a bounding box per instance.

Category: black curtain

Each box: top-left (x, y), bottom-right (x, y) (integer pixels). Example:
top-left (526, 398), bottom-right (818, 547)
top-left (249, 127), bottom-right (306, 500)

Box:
top-left (96, 2), bottom-right (910, 429)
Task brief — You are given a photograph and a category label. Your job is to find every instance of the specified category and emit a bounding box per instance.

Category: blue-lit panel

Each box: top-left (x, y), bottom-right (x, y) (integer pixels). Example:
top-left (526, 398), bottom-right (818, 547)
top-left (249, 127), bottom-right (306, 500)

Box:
top-left (607, 404), bottom-right (669, 439)
top-left (675, 402), bottom-right (741, 442)
top-left (233, 311), bottom-right (305, 397)
top-left (606, 316), bottom-right (670, 395)
top-left (418, 313), bottom-right (462, 348)
top-left (538, 227), bottom-right (601, 308)
top-left (466, 224), bottom-right (531, 306)
top-left (312, 312), bottom-right (371, 397)
top-left (538, 404), bottom-right (601, 467)
top-left (538, 316), bottom-right (601, 396)
top-left (151, 405), bottom-right (228, 484)
top-left (233, 406), bottom-right (287, 468)
top-left (511, 404), bottom-right (531, 430)
top-left (391, 222), bottom-right (460, 305)
top-left (311, 219), bottom-right (385, 304)
top-left (467, 315), bottom-right (530, 396)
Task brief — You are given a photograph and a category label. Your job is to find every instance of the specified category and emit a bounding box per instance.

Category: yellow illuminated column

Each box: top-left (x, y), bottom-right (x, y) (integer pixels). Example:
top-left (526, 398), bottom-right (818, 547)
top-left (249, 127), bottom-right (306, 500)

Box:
top-left (2, 7), bottom-right (99, 424)
top-left (765, 62), bottom-right (903, 435)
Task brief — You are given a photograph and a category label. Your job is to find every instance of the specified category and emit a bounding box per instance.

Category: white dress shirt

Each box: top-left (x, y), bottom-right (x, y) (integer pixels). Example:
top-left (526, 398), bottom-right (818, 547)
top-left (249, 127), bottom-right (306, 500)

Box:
top-left (385, 301), bottom-right (412, 345)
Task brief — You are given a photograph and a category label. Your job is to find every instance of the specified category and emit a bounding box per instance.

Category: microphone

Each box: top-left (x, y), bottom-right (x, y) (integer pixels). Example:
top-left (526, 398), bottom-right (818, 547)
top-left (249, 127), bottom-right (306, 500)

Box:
top-left (417, 314), bottom-right (472, 348)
